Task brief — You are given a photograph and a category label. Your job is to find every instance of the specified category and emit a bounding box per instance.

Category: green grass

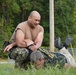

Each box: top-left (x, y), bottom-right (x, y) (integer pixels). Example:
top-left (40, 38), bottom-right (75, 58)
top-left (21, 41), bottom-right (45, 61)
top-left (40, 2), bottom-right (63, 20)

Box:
top-left (0, 64), bottom-right (76, 75)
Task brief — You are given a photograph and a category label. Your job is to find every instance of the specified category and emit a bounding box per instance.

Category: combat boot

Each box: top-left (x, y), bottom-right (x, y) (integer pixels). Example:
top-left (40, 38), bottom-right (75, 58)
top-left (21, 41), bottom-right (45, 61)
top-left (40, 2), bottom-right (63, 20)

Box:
top-left (54, 37), bottom-right (63, 50)
top-left (63, 35), bottom-right (73, 49)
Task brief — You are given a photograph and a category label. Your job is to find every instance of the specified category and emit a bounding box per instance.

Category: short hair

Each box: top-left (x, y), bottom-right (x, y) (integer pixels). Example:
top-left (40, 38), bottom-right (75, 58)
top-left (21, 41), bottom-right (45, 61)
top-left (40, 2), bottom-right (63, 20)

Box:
top-left (29, 11), bottom-right (40, 17)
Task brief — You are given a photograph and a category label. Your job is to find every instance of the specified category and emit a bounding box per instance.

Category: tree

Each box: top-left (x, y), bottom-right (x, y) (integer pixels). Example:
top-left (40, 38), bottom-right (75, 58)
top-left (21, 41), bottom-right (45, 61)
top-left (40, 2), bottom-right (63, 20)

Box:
top-left (54, 0), bottom-right (76, 43)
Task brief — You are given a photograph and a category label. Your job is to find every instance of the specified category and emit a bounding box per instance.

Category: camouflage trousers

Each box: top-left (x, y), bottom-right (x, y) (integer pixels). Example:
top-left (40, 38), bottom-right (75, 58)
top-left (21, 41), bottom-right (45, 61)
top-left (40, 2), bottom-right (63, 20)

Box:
top-left (8, 47), bottom-right (44, 69)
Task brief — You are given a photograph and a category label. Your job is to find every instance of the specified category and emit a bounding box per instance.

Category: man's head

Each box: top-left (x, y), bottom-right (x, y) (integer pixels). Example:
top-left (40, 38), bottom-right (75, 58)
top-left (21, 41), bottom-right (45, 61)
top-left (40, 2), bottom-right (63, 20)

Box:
top-left (28, 11), bottom-right (41, 28)
top-left (30, 50), bottom-right (45, 69)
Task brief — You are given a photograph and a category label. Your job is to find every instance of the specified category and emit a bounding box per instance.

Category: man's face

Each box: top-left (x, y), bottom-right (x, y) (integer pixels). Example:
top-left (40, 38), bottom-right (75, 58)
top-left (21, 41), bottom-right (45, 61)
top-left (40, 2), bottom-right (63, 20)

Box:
top-left (29, 14), bottom-right (41, 28)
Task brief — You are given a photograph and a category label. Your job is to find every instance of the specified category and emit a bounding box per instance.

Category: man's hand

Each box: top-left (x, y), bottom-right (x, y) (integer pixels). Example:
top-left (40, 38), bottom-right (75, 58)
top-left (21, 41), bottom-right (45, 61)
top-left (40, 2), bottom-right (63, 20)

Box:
top-left (24, 39), bottom-right (34, 46)
top-left (29, 45), bottom-right (37, 51)
top-left (4, 44), bottom-right (13, 53)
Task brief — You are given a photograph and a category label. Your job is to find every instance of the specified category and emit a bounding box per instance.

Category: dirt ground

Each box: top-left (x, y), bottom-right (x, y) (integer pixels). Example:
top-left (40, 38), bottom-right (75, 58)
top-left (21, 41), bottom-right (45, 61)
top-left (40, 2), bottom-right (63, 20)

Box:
top-left (0, 58), bottom-right (8, 62)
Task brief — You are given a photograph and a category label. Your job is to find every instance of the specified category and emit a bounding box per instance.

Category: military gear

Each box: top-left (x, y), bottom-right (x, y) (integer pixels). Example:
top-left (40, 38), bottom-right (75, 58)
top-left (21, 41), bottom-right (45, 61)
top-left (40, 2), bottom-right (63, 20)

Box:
top-left (55, 35), bottom-right (73, 50)
top-left (8, 47), bottom-right (29, 62)
top-left (8, 46), bottom-right (67, 68)
top-left (8, 47), bottom-right (30, 69)
top-left (63, 35), bottom-right (73, 49)
top-left (54, 37), bottom-right (63, 50)
top-left (39, 48), bottom-right (67, 67)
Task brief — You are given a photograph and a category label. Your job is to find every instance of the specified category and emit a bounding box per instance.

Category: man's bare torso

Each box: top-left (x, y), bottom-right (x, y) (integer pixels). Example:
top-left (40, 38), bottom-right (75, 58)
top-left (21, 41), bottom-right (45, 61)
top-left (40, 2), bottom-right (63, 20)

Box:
top-left (10, 21), bottom-right (43, 43)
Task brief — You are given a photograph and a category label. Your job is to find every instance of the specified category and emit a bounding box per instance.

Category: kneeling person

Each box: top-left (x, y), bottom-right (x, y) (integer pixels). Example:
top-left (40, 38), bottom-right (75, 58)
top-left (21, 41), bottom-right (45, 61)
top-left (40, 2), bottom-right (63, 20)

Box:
top-left (3, 11), bottom-right (44, 69)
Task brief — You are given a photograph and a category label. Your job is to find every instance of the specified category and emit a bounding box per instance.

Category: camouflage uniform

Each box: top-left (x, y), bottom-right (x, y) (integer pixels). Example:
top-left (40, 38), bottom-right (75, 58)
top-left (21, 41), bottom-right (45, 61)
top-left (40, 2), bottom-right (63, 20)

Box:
top-left (30, 48), bottom-right (67, 68)
top-left (43, 52), bottom-right (67, 68)
top-left (8, 47), bottom-right (44, 69)
top-left (8, 47), bottom-right (30, 69)
top-left (8, 47), bottom-right (67, 69)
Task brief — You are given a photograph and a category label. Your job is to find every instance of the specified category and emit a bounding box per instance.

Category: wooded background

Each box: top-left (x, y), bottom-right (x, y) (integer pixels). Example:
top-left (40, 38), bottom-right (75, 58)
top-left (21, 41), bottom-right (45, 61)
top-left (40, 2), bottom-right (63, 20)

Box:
top-left (0, 0), bottom-right (76, 57)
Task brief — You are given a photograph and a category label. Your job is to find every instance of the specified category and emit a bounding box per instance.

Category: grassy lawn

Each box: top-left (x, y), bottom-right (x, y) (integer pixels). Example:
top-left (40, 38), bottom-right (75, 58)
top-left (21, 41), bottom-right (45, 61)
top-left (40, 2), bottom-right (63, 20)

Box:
top-left (0, 64), bottom-right (76, 75)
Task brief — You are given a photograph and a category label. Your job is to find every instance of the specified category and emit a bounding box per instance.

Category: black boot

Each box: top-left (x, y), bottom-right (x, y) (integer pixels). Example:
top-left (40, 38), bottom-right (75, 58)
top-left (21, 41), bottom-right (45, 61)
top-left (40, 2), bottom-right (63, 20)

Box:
top-left (54, 37), bottom-right (63, 50)
top-left (63, 35), bottom-right (73, 49)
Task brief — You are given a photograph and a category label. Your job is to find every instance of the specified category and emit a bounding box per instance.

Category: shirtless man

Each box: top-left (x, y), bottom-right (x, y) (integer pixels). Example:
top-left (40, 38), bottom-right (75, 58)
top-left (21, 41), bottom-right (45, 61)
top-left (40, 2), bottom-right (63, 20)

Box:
top-left (4, 10), bottom-right (44, 52)
top-left (4, 11), bottom-right (44, 69)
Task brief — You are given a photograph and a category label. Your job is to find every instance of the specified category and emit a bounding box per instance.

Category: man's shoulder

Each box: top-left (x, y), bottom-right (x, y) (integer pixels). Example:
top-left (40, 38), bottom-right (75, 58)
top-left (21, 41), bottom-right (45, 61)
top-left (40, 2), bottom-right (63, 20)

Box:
top-left (37, 25), bottom-right (44, 29)
top-left (37, 25), bottom-right (44, 31)
top-left (18, 21), bottom-right (27, 26)
top-left (35, 25), bottom-right (44, 33)
top-left (17, 21), bottom-right (28, 28)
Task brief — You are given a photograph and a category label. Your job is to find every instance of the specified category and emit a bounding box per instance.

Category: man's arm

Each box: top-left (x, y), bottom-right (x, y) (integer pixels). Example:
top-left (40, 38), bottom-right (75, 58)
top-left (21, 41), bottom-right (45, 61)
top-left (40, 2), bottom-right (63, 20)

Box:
top-left (29, 31), bottom-right (44, 51)
top-left (15, 29), bottom-right (27, 47)
top-left (4, 29), bottom-right (34, 53)
top-left (34, 32), bottom-right (44, 49)
top-left (4, 42), bottom-right (17, 53)
top-left (34, 27), bottom-right (44, 49)
top-left (16, 29), bottom-right (34, 47)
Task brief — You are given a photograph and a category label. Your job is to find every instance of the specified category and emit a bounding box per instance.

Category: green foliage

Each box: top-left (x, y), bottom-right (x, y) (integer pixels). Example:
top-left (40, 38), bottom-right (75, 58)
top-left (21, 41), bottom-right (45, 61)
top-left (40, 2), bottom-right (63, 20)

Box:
top-left (72, 5), bottom-right (76, 47)
top-left (42, 21), bottom-right (49, 46)
top-left (0, 64), bottom-right (76, 75)
top-left (0, 23), bottom-right (14, 57)
top-left (54, 0), bottom-right (76, 42)
top-left (43, 33), bottom-right (49, 46)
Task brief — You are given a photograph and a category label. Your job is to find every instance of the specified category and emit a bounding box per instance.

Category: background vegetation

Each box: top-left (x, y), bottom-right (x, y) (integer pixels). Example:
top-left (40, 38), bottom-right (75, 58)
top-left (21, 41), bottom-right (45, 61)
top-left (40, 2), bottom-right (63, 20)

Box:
top-left (0, 0), bottom-right (76, 57)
